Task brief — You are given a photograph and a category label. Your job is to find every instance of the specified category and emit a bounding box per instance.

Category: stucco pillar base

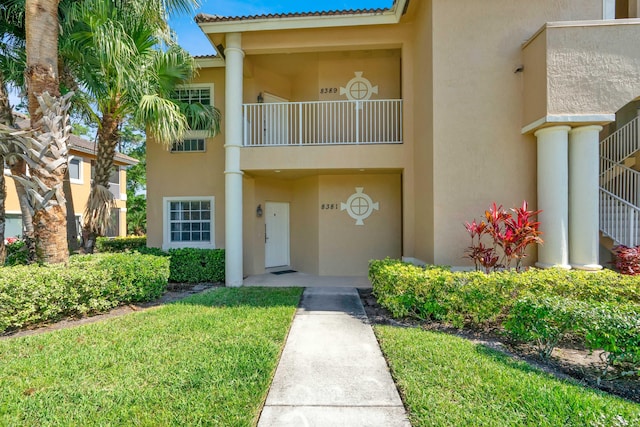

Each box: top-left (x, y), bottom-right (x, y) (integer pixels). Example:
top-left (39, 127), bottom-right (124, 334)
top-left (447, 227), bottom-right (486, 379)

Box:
top-left (535, 262), bottom-right (572, 270)
top-left (570, 263), bottom-right (603, 271)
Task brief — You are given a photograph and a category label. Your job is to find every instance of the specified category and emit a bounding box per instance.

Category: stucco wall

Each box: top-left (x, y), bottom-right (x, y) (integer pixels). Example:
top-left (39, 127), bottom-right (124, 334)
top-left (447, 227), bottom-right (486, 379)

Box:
top-left (430, 0), bottom-right (601, 266)
top-left (547, 21), bottom-right (640, 117)
top-left (318, 174), bottom-right (402, 276)
top-left (408, 0), bottom-right (434, 263)
top-left (5, 151), bottom-right (130, 237)
top-left (292, 176), bottom-right (320, 275)
top-left (146, 67), bottom-right (227, 248)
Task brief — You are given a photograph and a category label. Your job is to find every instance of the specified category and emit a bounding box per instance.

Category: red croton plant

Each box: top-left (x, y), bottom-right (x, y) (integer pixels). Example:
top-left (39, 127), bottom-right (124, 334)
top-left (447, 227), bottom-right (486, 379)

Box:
top-left (611, 245), bottom-right (640, 275)
top-left (465, 201), bottom-right (543, 273)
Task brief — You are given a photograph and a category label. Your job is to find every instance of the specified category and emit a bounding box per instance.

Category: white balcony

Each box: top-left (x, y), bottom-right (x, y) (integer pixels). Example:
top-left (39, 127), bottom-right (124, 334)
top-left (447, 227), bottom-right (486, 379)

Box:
top-left (243, 99), bottom-right (403, 147)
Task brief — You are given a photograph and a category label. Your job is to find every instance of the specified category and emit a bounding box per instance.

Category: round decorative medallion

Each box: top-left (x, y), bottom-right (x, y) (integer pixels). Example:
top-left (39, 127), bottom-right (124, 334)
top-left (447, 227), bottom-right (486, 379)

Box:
top-left (340, 72), bottom-right (379, 101)
top-left (341, 187), bottom-right (380, 225)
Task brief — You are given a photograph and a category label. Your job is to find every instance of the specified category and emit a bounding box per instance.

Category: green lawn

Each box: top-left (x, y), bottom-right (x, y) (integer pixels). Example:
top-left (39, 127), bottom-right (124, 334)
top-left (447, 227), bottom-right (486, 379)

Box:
top-left (0, 287), bottom-right (302, 427)
top-left (375, 325), bottom-right (640, 427)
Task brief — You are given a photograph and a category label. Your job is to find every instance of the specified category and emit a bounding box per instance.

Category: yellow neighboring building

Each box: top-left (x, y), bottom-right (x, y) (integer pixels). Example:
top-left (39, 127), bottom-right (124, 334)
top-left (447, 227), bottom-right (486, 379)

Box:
top-left (146, 0), bottom-right (640, 285)
top-left (4, 133), bottom-right (138, 239)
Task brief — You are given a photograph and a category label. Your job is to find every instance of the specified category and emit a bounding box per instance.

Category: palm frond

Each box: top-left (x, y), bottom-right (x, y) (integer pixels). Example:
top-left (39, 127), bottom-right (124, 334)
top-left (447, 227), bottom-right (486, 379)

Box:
top-left (135, 94), bottom-right (187, 146)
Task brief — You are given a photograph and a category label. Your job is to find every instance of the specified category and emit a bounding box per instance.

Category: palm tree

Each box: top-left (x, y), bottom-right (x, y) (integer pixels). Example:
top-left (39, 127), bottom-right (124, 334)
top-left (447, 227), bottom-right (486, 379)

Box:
top-left (0, 0), bottom-right (72, 264)
top-left (0, 0), bottom-right (27, 263)
top-left (62, 0), bottom-right (219, 251)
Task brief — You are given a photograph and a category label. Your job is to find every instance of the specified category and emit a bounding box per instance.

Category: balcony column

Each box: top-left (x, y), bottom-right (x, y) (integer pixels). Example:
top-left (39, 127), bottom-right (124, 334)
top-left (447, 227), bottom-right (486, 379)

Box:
top-left (535, 126), bottom-right (571, 269)
top-left (224, 33), bottom-right (244, 287)
top-left (569, 125), bottom-right (603, 270)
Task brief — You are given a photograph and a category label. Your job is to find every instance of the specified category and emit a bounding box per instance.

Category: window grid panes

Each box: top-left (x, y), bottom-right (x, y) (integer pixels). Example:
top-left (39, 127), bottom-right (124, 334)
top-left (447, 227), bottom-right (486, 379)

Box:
top-left (169, 200), bottom-right (212, 243)
top-left (171, 138), bottom-right (205, 152)
top-left (173, 88), bottom-right (211, 106)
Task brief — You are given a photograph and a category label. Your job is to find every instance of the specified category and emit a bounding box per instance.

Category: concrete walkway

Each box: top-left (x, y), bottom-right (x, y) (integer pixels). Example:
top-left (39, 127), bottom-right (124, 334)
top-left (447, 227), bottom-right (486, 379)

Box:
top-left (258, 287), bottom-right (410, 427)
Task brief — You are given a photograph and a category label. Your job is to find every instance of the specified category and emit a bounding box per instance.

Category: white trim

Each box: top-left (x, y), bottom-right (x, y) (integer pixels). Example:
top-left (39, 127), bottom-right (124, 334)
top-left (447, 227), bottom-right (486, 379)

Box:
top-left (162, 196), bottom-right (216, 250)
top-left (68, 156), bottom-right (84, 184)
top-left (198, 1), bottom-right (408, 34)
top-left (521, 114), bottom-right (615, 134)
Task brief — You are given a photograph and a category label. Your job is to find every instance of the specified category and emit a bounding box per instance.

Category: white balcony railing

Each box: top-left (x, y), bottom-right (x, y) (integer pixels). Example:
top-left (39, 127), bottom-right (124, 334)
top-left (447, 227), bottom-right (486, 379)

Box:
top-left (243, 99), bottom-right (403, 147)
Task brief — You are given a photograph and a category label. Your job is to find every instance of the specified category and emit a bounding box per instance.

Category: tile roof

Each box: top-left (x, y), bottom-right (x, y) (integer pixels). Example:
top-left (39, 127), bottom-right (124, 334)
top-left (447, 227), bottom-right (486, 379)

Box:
top-left (195, 7), bottom-right (391, 24)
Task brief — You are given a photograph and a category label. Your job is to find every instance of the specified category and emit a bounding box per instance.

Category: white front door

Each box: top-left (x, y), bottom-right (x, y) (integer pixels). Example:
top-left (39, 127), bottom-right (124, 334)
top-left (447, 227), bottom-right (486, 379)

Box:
top-left (265, 202), bottom-right (290, 268)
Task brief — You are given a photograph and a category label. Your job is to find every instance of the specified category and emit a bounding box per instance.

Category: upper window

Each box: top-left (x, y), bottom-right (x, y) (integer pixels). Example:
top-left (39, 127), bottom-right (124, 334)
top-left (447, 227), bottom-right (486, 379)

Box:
top-left (171, 138), bottom-right (205, 153)
top-left (163, 197), bottom-right (215, 250)
top-left (69, 157), bottom-right (83, 184)
top-left (172, 84), bottom-right (214, 152)
top-left (173, 87), bottom-right (212, 106)
top-left (90, 162), bottom-right (122, 199)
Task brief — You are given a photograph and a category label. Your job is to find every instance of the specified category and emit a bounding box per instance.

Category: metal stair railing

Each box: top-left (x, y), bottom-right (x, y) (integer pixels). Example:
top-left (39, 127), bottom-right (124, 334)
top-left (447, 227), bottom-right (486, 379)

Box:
top-left (600, 116), bottom-right (639, 163)
top-left (600, 188), bottom-right (640, 247)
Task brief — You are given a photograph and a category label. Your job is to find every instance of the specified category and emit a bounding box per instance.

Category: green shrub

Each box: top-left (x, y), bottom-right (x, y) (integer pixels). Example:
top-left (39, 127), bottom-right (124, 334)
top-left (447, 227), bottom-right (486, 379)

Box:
top-left (1, 253), bottom-right (169, 333)
top-left (4, 240), bottom-right (28, 266)
top-left (167, 248), bottom-right (225, 283)
top-left (582, 303), bottom-right (640, 379)
top-left (93, 242), bottom-right (225, 284)
top-left (505, 296), bottom-right (589, 359)
top-left (96, 236), bottom-right (147, 253)
top-left (70, 253), bottom-right (169, 302)
top-left (369, 258), bottom-right (640, 378)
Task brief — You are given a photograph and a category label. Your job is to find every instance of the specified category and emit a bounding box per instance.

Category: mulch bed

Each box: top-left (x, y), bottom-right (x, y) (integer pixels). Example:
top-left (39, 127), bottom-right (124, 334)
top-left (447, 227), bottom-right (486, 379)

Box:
top-left (358, 288), bottom-right (640, 404)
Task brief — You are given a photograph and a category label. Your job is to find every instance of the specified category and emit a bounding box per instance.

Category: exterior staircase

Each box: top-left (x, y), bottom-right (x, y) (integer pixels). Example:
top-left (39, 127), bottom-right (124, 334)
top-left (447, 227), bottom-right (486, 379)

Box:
top-left (600, 115), bottom-right (640, 248)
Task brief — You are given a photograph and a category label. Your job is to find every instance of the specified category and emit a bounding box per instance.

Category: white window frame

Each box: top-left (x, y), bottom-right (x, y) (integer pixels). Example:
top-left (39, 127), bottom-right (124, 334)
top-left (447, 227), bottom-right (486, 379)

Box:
top-left (171, 133), bottom-right (208, 153)
top-left (162, 196), bottom-right (215, 250)
top-left (173, 83), bottom-right (215, 153)
top-left (68, 156), bottom-right (83, 184)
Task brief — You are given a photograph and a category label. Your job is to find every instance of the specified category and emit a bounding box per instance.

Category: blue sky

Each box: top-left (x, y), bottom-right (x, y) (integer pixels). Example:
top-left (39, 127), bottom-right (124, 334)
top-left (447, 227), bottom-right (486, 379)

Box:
top-left (169, 0), bottom-right (393, 55)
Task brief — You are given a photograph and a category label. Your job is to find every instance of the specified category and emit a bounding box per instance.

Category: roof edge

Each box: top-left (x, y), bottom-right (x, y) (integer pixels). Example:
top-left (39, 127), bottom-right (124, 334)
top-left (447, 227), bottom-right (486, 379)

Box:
top-left (197, 0), bottom-right (408, 34)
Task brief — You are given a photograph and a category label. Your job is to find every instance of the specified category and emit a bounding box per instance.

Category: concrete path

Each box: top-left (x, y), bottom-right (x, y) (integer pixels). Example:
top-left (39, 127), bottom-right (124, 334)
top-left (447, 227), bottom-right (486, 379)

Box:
top-left (258, 287), bottom-right (410, 427)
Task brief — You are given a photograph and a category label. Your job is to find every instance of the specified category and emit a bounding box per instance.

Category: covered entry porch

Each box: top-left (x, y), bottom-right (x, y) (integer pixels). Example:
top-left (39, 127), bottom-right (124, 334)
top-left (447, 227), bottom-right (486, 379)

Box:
top-left (242, 169), bottom-right (402, 277)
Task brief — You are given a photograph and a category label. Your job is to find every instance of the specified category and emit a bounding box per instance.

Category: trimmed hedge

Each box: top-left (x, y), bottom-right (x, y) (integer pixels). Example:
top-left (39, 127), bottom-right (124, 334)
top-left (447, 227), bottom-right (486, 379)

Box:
top-left (0, 253), bottom-right (169, 333)
top-left (96, 236), bottom-right (147, 253)
top-left (164, 248), bottom-right (225, 283)
top-left (95, 240), bottom-right (226, 283)
top-left (137, 247), bottom-right (225, 283)
top-left (369, 259), bottom-right (640, 377)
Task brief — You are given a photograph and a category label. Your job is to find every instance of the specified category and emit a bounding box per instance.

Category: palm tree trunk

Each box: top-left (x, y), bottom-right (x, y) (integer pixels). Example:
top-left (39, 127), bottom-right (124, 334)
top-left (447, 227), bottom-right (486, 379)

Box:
top-left (82, 110), bottom-right (120, 253)
top-left (26, 0), bottom-right (60, 124)
top-left (0, 161), bottom-right (5, 265)
top-left (0, 73), bottom-right (13, 264)
top-left (25, 0), bottom-right (68, 264)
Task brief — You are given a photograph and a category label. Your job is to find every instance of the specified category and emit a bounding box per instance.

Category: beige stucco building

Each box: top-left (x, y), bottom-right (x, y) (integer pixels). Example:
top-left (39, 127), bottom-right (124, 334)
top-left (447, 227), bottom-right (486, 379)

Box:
top-left (146, 0), bottom-right (640, 285)
top-left (5, 132), bottom-right (137, 239)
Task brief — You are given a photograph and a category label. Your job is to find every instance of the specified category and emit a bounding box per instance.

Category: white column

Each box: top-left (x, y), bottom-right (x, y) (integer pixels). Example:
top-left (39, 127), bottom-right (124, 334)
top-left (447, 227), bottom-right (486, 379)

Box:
top-left (225, 33), bottom-right (244, 287)
top-left (569, 125), bottom-right (603, 270)
top-left (535, 126), bottom-right (571, 269)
